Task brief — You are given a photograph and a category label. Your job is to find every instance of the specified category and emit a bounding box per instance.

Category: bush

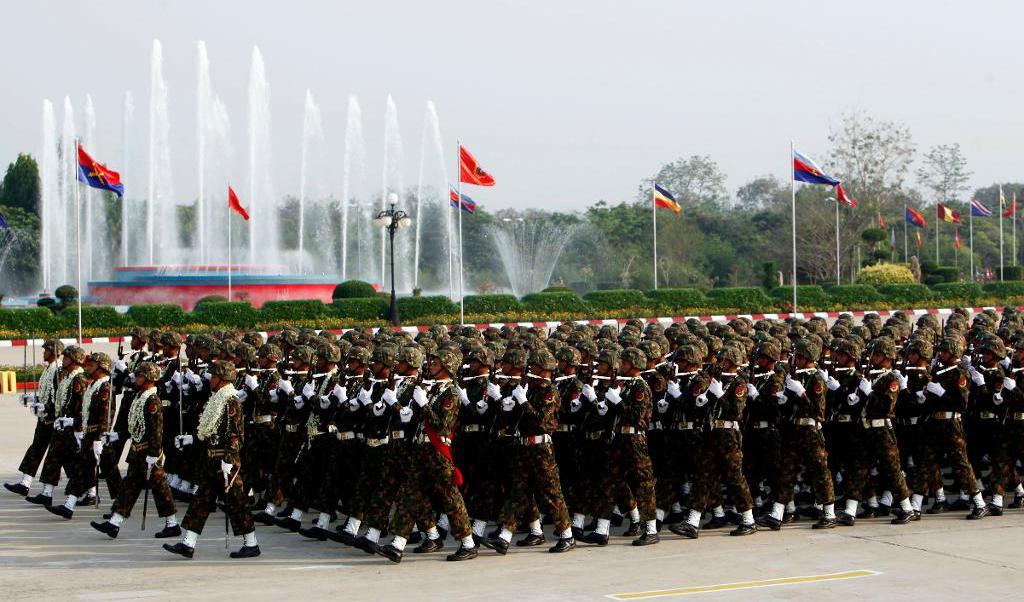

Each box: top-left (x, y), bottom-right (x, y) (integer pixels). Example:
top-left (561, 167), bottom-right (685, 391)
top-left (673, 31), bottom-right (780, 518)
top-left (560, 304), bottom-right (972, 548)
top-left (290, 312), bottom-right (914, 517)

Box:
top-left (333, 280), bottom-right (378, 299)
top-left (583, 289), bottom-right (649, 311)
top-left (645, 288), bottom-right (709, 311)
top-left (332, 297), bottom-right (388, 321)
top-left (876, 284), bottom-right (933, 305)
top-left (0, 307), bottom-right (55, 333)
top-left (521, 292), bottom-right (590, 313)
top-left (856, 263), bottom-right (916, 286)
top-left (705, 287), bottom-right (774, 312)
top-left (982, 281), bottom-right (1024, 298)
top-left (191, 301), bottom-right (259, 327)
top-left (931, 282), bottom-right (982, 302)
top-left (397, 296), bottom-right (459, 320)
top-left (260, 300), bottom-right (330, 322)
top-left (930, 266), bottom-right (961, 283)
top-left (770, 286), bottom-right (830, 309)
top-left (541, 286), bottom-right (574, 293)
top-left (55, 305), bottom-right (127, 329)
top-left (55, 285), bottom-right (78, 304)
top-left (126, 304), bottom-right (189, 327)
top-left (827, 284), bottom-right (882, 307)
top-left (195, 295), bottom-right (228, 307)
top-left (1003, 266), bottom-right (1024, 281)
top-left (462, 294), bottom-right (523, 314)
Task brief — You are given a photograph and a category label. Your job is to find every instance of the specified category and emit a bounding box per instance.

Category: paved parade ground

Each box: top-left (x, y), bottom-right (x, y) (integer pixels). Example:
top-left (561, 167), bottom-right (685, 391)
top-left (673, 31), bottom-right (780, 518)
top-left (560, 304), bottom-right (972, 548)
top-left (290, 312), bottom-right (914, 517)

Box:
top-left (0, 393), bottom-right (1022, 601)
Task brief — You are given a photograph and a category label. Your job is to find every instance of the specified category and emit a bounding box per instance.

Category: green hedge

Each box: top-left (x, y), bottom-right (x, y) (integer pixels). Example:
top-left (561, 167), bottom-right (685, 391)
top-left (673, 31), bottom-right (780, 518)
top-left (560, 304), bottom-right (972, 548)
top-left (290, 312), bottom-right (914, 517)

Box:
top-left (876, 284), bottom-right (933, 305)
top-left (126, 304), bottom-right (189, 327)
top-left (462, 294), bottom-right (523, 314)
top-left (827, 284), bottom-right (883, 307)
top-left (770, 285), bottom-right (830, 308)
top-left (332, 298), bottom-right (388, 321)
top-left (0, 307), bottom-right (55, 333)
top-left (260, 300), bottom-right (330, 322)
top-left (931, 282), bottom-right (982, 302)
top-left (583, 289), bottom-right (649, 311)
top-left (397, 296), bottom-right (459, 320)
top-left (982, 281), bottom-right (1024, 297)
top-left (521, 292), bottom-right (589, 313)
top-left (56, 305), bottom-right (127, 329)
top-left (645, 288), bottom-right (708, 310)
top-left (333, 280), bottom-right (377, 299)
top-left (930, 266), bottom-right (961, 283)
top-left (190, 301), bottom-right (259, 327)
top-left (705, 287), bottom-right (773, 311)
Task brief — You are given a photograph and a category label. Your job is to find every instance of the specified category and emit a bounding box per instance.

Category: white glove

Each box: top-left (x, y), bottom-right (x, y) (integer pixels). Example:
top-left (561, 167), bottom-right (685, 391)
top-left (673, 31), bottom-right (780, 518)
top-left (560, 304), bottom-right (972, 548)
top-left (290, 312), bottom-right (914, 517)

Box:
top-left (270, 390), bottom-right (279, 403)
top-left (203, 372), bottom-right (211, 381)
top-left (301, 382), bottom-right (315, 400)
top-left (667, 381), bottom-right (682, 399)
top-left (826, 376), bottom-right (840, 391)
top-left (63, 417), bottom-right (75, 429)
top-left (347, 398), bottom-right (361, 411)
top-left (237, 390), bottom-right (248, 402)
top-left (332, 383), bottom-right (345, 399)
top-left (20, 392), bottom-right (36, 407)
top-left (775, 391), bottom-right (787, 404)
top-left (383, 387), bottom-right (399, 406)
top-left (993, 392), bottom-right (1004, 405)
top-left (925, 381), bottom-right (946, 397)
top-left (605, 386), bottom-right (622, 405)
top-left (103, 431), bottom-right (119, 444)
top-left (220, 460), bottom-right (233, 481)
top-left (1001, 357), bottom-right (1011, 369)
top-left (970, 369), bottom-right (985, 386)
top-left (32, 403), bottom-right (45, 417)
top-left (164, 381), bottom-right (173, 394)
top-left (74, 431), bottom-right (84, 446)
top-left (708, 379), bottom-right (724, 399)
top-left (512, 384), bottom-right (528, 405)
top-left (896, 372), bottom-right (908, 391)
top-left (656, 398), bottom-right (670, 413)
top-left (278, 379), bottom-right (294, 395)
top-left (171, 371), bottom-right (183, 385)
top-left (486, 382), bottom-right (503, 400)
top-left (175, 434), bottom-right (193, 449)
top-left (595, 401), bottom-right (609, 415)
top-left (399, 406), bottom-right (413, 423)
top-left (695, 393), bottom-right (709, 407)
top-left (847, 392), bottom-right (860, 406)
top-left (858, 378), bottom-right (872, 396)
top-left (244, 374), bottom-right (258, 390)
top-left (412, 386), bottom-right (428, 407)
top-left (570, 397), bottom-right (582, 413)
top-left (357, 387), bottom-right (373, 406)
top-left (113, 359), bottom-right (128, 373)
top-left (319, 395), bottom-right (332, 410)
top-left (1003, 377), bottom-right (1017, 391)
top-left (293, 395), bottom-right (305, 410)
top-left (817, 368), bottom-right (828, 380)
top-left (963, 355), bottom-right (972, 367)
top-left (185, 369), bottom-right (201, 386)
top-left (785, 377), bottom-right (806, 397)
top-left (180, 383), bottom-right (192, 395)
top-left (476, 399), bottom-right (489, 415)
top-left (92, 440), bottom-right (102, 458)
top-left (581, 383), bottom-right (597, 402)
top-left (746, 383), bottom-right (759, 399)
top-left (145, 455), bottom-right (158, 468)
top-left (456, 386), bottom-right (470, 406)
top-left (915, 390), bottom-right (926, 404)
top-left (501, 397), bottom-right (515, 411)
top-left (372, 401), bottom-right (386, 416)
top-left (127, 372), bottom-right (135, 382)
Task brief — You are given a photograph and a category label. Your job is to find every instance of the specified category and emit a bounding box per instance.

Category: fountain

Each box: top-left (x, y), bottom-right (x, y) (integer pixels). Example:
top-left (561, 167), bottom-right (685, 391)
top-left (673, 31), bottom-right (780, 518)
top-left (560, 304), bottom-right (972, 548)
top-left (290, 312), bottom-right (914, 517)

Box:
top-left (39, 99), bottom-right (56, 292)
top-left (340, 95), bottom-right (367, 281)
top-left (490, 220), bottom-right (579, 297)
top-left (414, 100), bottom-right (450, 294)
top-left (381, 95), bottom-right (406, 290)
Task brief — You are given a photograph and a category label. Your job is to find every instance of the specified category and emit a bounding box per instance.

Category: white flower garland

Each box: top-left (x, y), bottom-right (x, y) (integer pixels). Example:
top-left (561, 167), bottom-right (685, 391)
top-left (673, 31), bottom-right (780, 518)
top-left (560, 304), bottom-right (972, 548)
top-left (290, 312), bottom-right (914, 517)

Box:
top-left (306, 368), bottom-right (338, 433)
top-left (54, 366), bottom-right (83, 416)
top-left (128, 387), bottom-right (158, 442)
top-left (36, 362), bottom-right (58, 409)
top-left (81, 375), bottom-right (110, 428)
top-left (197, 384), bottom-right (238, 441)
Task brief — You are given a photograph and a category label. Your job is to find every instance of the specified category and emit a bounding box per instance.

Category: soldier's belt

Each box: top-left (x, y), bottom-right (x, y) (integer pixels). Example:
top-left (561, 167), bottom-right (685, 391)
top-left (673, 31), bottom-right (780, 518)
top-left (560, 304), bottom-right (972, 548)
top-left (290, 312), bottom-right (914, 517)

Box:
top-left (254, 414), bottom-right (275, 424)
top-left (85, 425), bottom-right (101, 433)
top-left (750, 420), bottom-right (772, 430)
top-left (284, 424), bottom-right (302, 433)
top-left (896, 417), bottom-right (920, 425)
top-left (931, 411), bottom-right (961, 420)
top-left (130, 441), bottom-right (148, 453)
top-left (674, 421), bottom-right (695, 430)
top-left (977, 411), bottom-right (998, 420)
top-left (834, 414), bottom-right (854, 423)
top-left (618, 426), bottom-right (641, 435)
top-left (336, 431), bottom-right (358, 441)
top-left (414, 433), bottom-right (451, 445)
top-left (863, 418), bottom-right (892, 428)
top-left (365, 437), bottom-right (390, 447)
top-left (556, 424), bottom-right (575, 432)
top-left (161, 400), bottom-right (171, 407)
top-left (648, 422), bottom-right (663, 431)
top-left (206, 449), bottom-right (226, 458)
top-left (390, 430), bottom-right (406, 440)
top-left (712, 420), bottom-right (740, 430)
top-left (461, 424), bottom-right (485, 433)
top-left (793, 417), bottom-right (819, 428)
top-left (585, 431), bottom-right (607, 440)
top-left (495, 428), bottom-right (517, 438)
top-left (1012, 412), bottom-right (1024, 421)
top-left (520, 434), bottom-right (552, 446)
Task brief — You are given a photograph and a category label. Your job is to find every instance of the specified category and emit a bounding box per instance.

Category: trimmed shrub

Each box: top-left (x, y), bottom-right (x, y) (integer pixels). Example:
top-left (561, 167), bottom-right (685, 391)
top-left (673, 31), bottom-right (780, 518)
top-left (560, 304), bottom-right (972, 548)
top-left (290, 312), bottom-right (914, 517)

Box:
top-left (55, 305), bottom-right (126, 329)
top-left (827, 284), bottom-right (882, 307)
top-left (705, 287), bottom-right (773, 312)
top-left (931, 282), bottom-right (982, 302)
top-left (982, 281), bottom-right (1024, 298)
top-left (397, 296), bottom-right (459, 320)
top-left (332, 298), bottom-right (388, 321)
top-left (583, 289), bottom-right (649, 311)
top-left (191, 301), bottom-right (259, 327)
top-left (260, 300), bottom-right (330, 322)
top-left (195, 295), bottom-right (228, 307)
top-left (55, 285), bottom-right (78, 304)
top-left (126, 304), bottom-right (189, 327)
top-left (770, 285), bottom-right (830, 309)
top-left (541, 286), bottom-right (574, 293)
top-left (856, 263), bottom-right (916, 286)
top-left (333, 280), bottom-right (377, 299)
top-left (521, 292), bottom-right (590, 313)
top-left (462, 294), bottom-right (523, 314)
top-left (1003, 266), bottom-right (1024, 281)
top-left (0, 307), bottom-right (55, 333)
top-left (876, 284), bottom-right (932, 305)
top-left (645, 288), bottom-right (709, 311)
top-left (931, 266), bottom-right (961, 283)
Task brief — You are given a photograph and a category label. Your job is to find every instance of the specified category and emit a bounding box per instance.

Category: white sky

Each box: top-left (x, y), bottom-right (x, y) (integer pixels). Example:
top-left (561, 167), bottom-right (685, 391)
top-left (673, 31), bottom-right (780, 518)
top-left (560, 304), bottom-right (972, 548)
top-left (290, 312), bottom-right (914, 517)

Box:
top-left (1, 0), bottom-right (1020, 211)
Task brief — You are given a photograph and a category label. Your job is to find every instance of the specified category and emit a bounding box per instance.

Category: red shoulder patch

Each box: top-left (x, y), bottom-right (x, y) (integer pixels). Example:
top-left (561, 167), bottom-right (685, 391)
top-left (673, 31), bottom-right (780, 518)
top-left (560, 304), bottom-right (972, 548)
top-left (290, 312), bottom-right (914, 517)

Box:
top-left (889, 380), bottom-right (899, 392)
top-left (691, 385), bottom-right (701, 396)
top-left (958, 375), bottom-right (968, 389)
top-left (147, 400), bottom-right (159, 414)
top-left (735, 385), bottom-right (747, 398)
top-left (813, 381), bottom-right (824, 395)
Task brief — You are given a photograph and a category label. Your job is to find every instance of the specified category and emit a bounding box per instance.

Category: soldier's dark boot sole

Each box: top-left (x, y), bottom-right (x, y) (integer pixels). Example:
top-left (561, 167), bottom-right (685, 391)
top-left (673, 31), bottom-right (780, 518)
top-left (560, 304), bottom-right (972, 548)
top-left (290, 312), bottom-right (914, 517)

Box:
top-left (230, 545), bottom-right (261, 559)
top-left (252, 511), bottom-right (275, 526)
top-left (668, 523), bottom-right (699, 539)
top-left (25, 494), bottom-right (51, 506)
top-left (549, 537), bottom-right (575, 553)
top-left (813, 517), bottom-right (838, 529)
top-left (516, 533), bottom-right (546, 547)
top-left (413, 537), bottom-right (444, 553)
top-left (377, 544), bottom-right (403, 563)
top-left (632, 533), bottom-right (659, 546)
top-left (46, 504), bottom-right (73, 520)
top-left (730, 523), bottom-right (757, 536)
top-left (755, 516), bottom-right (782, 531)
top-left (298, 526), bottom-right (329, 541)
top-left (967, 506), bottom-right (990, 520)
top-left (90, 520), bottom-right (119, 539)
top-left (162, 543), bottom-right (195, 559)
top-left (446, 545), bottom-right (478, 561)
top-left (3, 483), bottom-right (29, 496)
top-left (580, 532), bottom-right (609, 546)
top-left (154, 525), bottom-right (182, 538)
top-left (481, 537), bottom-right (509, 555)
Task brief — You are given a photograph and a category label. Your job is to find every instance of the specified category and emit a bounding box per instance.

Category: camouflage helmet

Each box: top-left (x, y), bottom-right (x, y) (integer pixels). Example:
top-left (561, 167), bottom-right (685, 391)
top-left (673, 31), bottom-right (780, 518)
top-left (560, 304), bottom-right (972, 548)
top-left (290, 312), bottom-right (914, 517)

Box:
top-left (935, 337), bottom-right (964, 358)
top-left (907, 337), bottom-right (934, 360)
top-left (554, 345), bottom-right (582, 367)
top-left (371, 345), bottom-right (397, 366)
top-left (620, 347), bottom-right (647, 370)
top-left (527, 349), bottom-right (557, 372)
top-left (257, 343), bottom-right (282, 361)
top-left (42, 338), bottom-right (65, 354)
top-left (194, 334), bottom-right (215, 350)
top-left (868, 336), bottom-right (897, 360)
top-left (792, 338), bottom-right (821, 363)
top-left (135, 361), bottom-right (161, 382)
top-left (432, 347), bottom-right (463, 376)
top-left (465, 345), bottom-right (494, 366)
top-left (501, 347), bottom-right (528, 368)
top-left (597, 348), bottom-right (621, 371)
top-left (716, 345), bottom-right (745, 368)
top-left (316, 343), bottom-right (341, 363)
top-left (210, 360), bottom-right (237, 382)
top-left (242, 332), bottom-right (265, 348)
top-left (638, 340), bottom-right (663, 363)
top-left (63, 344), bottom-right (87, 364)
top-left (831, 338), bottom-right (861, 361)
top-left (754, 339), bottom-right (781, 362)
top-left (978, 336), bottom-right (1007, 357)
top-left (397, 346), bottom-right (425, 369)
top-left (87, 352), bottom-right (112, 373)
top-left (347, 345), bottom-right (372, 366)
top-left (279, 329), bottom-right (299, 346)
top-left (160, 332), bottom-right (183, 348)
top-left (291, 345), bottom-right (315, 365)
top-left (673, 344), bottom-right (703, 366)
top-left (235, 343), bottom-right (257, 364)
top-left (128, 326), bottom-right (149, 341)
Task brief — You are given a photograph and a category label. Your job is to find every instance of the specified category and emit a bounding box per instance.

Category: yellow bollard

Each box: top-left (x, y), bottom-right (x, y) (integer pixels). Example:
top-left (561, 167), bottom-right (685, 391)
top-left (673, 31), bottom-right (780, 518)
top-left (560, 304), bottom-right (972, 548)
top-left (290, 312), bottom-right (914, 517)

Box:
top-left (0, 371), bottom-right (14, 394)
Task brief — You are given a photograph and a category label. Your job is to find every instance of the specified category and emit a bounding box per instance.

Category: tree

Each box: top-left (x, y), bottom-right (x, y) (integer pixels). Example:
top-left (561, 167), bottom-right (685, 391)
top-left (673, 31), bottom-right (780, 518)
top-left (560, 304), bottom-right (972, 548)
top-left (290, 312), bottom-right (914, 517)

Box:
top-left (637, 155), bottom-right (728, 208)
top-left (0, 154), bottom-right (41, 214)
top-left (0, 204), bottom-right (40, 294)
top-left (736, 175), bottom-right (789, 211)
top-left (916, 143), bottom-right (972, 206)
top-left (827, 111), bottom-right (915, 217)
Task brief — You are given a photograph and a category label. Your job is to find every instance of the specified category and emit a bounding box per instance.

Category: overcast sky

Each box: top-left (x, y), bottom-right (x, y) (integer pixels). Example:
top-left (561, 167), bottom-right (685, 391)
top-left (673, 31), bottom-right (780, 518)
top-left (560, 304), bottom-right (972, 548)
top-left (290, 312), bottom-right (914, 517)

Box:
top-left (2, 1), bottom-right (1021, 212)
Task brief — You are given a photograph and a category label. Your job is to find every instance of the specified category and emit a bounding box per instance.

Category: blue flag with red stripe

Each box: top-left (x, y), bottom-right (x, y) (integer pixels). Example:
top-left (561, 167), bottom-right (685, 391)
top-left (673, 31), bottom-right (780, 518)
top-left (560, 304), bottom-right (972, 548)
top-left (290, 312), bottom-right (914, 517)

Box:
top-left (449, 187), bottom-right (477, 214)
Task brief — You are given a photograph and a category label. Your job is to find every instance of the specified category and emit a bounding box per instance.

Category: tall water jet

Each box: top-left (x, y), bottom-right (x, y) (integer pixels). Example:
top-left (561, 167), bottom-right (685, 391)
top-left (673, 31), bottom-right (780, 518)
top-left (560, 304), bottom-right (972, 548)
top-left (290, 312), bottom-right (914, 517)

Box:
top-left (206, 94), bottom-right (233, 266)
top-left (83, 95), bottom-right (95, 280)
top-left (413, 100), bottom-right (449, 294)
top-left (341, 95), bottom-right (367, 281)
top-left (147, 39), bottom-right (174, 266)
top-left (40, 99), bottom-right (57, 291)
top-left (380, 95), bottom-right (406, 289)
top-left (120, 91), bottom-right (133, 267)
top-left (489, 220), bottom-right (579, 297)
top-left (60, 96), bottom-right (75, 288)
top-left (247, 46), bottom-right (275, 269)
top-left (298, 89), bottom-right (323, 274)
top-left (196, 41), bottom-right (210, 264)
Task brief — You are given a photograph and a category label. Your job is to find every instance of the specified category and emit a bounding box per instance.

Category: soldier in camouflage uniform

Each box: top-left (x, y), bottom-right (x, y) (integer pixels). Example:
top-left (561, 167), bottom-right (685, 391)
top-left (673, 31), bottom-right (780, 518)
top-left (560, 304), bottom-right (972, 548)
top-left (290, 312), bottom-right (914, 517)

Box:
top-left (243, 344), bottom-right (282, 511)
top-left (453, 345), bottom-right (499, 541)
top-left (991, 337), bottom-right (1024, 512)
top-left (660, 344), bottom-right (709, 525)
top-left (5, 339), bottom-right (63, 497)
top-left (823, 338), bottom-right (863, 504)
top-left (552, 346), bottom-right (585, 529)
top-left (966, 337), bottom-right (1010, 514)
top-left (155, 332), bottom-right (185, 495)
top-left (896, 337), bottom-right (935, 514)
top-left (742, 340), bottom-right (785, 517)
top-left (330, 346), bottom-right (373, 543)
top-left (91, 361), bottom-right (180, 539)
top-left (100, 328), bottom-right (152, 503)
top-left (163, 361), bottom-right (261, 559)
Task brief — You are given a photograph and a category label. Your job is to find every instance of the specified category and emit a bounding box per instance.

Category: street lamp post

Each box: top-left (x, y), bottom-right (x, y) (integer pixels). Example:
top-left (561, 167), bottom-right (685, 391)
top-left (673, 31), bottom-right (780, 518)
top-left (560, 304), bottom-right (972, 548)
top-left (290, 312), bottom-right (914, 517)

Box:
top-left (374, 193), bottom-right (412, 326)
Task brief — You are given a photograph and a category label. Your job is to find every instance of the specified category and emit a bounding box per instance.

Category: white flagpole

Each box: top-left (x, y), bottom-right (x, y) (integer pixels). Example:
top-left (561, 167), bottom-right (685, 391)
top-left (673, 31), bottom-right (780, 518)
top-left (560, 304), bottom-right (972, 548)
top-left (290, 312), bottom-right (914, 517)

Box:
top-left (457, 140), bottom-right (465, 326)
top-left (227, 195), bottom-right (232, 302)
top-left (652, 187), bottom-right (658, 290)
top-left (1000, 185), bottom-right (1005, 280)
top-left (935, 208), bottom-right (939, 264)
top-left (74, 139), bottom-right (83, 344)
top-left (835, 196), bottom-right (840, 284)
top-left (903, 206), bottom-right (908, 261)
top-left (447, 183), bottom-right (454, 299)
top-left (969, 205), bottom-right (974, 280)
top-left (1014, 192), bottom-right (1018, 267)
top-left (790, 141), bottom-right (797, 311)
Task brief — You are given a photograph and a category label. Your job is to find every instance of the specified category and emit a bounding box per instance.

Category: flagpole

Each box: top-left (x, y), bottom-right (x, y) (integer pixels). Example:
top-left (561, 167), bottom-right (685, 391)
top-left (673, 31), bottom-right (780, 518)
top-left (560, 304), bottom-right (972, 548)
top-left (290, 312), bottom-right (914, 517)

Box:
top-left (835, 197), bottom-right (840, 284)
top-left (903, 206), bottom-right (908, 261)
top-left (790, 141), bottom-right (797, 311)
top-left (1014, 192), bottom-right (1018, 267)
top-left (1000, 186), bottom-right (1005, 280)
top-left (935, 208), bottom-right (939, 264)
top-left (457, 139), bottom-right (465, 326)
top-left (227, 196), bottom-right (232, 302)
top-left (74, 139), bottom-right (83, 344)
top-left (652, 187), bottom-right (658, 290)
top-left (969, 205), bottom-right (974, 280)
top-left (447, 183), bottom-right (454, 299)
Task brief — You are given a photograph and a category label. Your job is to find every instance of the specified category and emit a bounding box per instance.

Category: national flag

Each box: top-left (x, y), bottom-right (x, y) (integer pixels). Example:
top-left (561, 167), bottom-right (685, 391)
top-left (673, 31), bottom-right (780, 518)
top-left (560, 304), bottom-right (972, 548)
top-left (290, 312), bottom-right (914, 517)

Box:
top-left (77, 144), bottom-right (124, 198)
top-left (0, 211), bottom-right (8, 230)
top-left (835, 184), bottom-right (857, 207)
top-left (878, 213), bottom-right (886, 228)
top-left (970, 198), bottom-right (992, 217)
top-left (937, 203), bottom-right (962, 224)
top-left (999, 185), bottom-right (1007, 211)
top-left (459, 145), bottom-right (495, 186)
top-left (905, 205), bottom-right (927, 229)
top-left (955, 228), bottom-right (962, 249)
top-left (793, 149), bottom-right (840, 186)
top-left (915, 230), bottom-right (922, 250)
top-left (1005, 193), bottom-right (1017, 218)
top-left (653, 184), bottom-right (681, 215)
top-left (449, 187), bottom-right (477, 214)
top-left (889, 228), bottom-right (896, 249)
top-left (227, 185), bottom-right (249, 220)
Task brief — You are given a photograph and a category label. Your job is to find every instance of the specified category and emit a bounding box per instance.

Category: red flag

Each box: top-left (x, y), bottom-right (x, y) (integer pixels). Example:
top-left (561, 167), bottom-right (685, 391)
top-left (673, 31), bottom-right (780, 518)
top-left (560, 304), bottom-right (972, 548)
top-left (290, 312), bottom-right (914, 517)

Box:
top-left (955, 228), bottom-right (961, 249)
top-left (915, 230), bottom-right (922, 250)
top-left (228, 185), bottom-right (250, 220)
top-left (878, 213), bottom-right (885, 228)
top-left (835, 184), bottom-right (857, 207)
top-left (459, 145), bottom-right (495, 186)
top-left (1004, 194), bottom-right (1017, 218)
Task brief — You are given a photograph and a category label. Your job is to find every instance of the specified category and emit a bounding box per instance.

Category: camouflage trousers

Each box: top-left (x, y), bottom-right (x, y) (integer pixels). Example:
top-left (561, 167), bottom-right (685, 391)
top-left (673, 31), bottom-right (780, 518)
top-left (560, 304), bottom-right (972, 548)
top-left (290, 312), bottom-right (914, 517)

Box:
top-left (100, 436), bottom-right (127, 498)
top-left (453, 433), bottom-right (500, 521)
top-left (363, 443), bottom-right (413, 530)
top-left (499, 442), bottom-right (571, 532)
top-left (390, 443), bottom-right (471, 540)
top-left (692, 429), bottom-right (754, 512)
top-left (966, 419), bottom-right (1001, 487)
top-left (844, 426), bottom-right (909, 502)
top-left (593, 435), bottom-right (656, 521)
top-left (743, 427), bottom-right (781, 502)
top-left (266, 429), bottom-right (305, 507)
top-left (17, 419), bottom-right (53, 476)
top-left (39, 428), bottom-right (79, 487)
top-left (648, 429), bottom-right (675, 509)
top-left (66, 434), bottom-right (101, 498)
top-left (825, 422), bottom-right (860, 497)
top-left (347, 443), bottom-right (388, 519)
top-left (333, 439), bottom-right (364, 514)
top-left (987, 422), bottom-right (1024, 496)
top-left (181, 455), bottom-right (254, 536)
top-left (112, 449), bottom-right (176, 519)
top-left (776, 426), bottom-right (834, 505)
top-left (553, 432), bottom-right (583, 513)
top-left (894, 423), bottom-right (924, 496)
top-left (291, 434), bottom-right (338, 513)
top-left (910, 419), bottom-right (977, 496)
top-left (161, 406), bottom-right (181, 476)
top-left (240, 422), bottom-right (279, 496)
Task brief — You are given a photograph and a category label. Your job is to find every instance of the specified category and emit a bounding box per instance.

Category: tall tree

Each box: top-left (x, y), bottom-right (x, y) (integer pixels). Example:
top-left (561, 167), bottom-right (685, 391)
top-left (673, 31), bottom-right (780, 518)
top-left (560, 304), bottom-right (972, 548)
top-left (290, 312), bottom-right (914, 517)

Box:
top-left (637, 155), bottom-right (728, 208)
top-left (827, 111), bottom-right (915, 217)
top-left (0, 154), bottom-right (41, 214)
top-left (916, 143), bottom-right (972, 206)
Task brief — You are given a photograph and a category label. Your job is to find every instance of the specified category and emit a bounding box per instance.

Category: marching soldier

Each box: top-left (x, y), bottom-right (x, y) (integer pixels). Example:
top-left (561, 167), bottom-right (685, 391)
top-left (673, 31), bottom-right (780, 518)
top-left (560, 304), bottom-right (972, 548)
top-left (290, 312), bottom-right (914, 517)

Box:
top-left (742, 340), bottom-right (785, 518)
top-left (4, 339), bottom-right (63, 497)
